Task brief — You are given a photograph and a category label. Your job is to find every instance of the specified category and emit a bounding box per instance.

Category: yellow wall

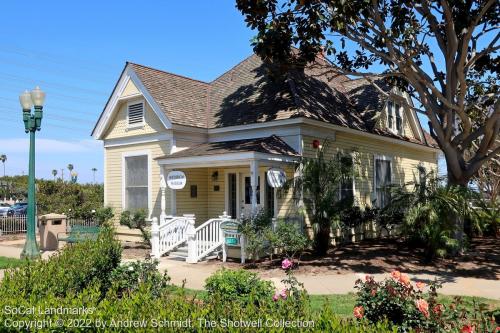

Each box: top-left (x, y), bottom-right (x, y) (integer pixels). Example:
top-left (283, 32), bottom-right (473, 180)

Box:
top-left (103, 97), bottom-right (166, 140)
top-left (104, 141), bottom-right (171, 224)
top-left (302, 133), bottom-right (437, 207)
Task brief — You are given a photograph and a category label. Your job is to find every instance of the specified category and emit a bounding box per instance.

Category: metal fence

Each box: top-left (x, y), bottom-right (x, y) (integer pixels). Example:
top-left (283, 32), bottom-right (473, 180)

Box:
top-left (0, 215), bottom-right (27, 234)
top-left (68, 217), bottom-right (98, 228)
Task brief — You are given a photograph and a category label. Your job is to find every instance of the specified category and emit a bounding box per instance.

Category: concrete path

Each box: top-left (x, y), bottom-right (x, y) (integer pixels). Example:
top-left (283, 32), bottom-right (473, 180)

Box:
top-left (151, 258), bottom-right (500, 299)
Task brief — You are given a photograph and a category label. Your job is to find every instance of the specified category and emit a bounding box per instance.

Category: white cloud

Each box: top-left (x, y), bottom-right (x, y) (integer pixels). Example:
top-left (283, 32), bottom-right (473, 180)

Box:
top-left (0, 138), bottom-right (102, 154)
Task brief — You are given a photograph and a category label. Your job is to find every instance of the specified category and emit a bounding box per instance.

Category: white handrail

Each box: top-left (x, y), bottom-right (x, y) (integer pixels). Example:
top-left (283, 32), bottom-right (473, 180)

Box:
top-left (150, 214), bottom-right (195, 258)
top-left (186, 212), bottom-right (231, 263)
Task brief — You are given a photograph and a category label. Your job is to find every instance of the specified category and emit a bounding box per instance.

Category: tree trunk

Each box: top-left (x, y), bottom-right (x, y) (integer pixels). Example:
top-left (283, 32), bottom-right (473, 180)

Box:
top-left (447, 172), bottom-right (469, 255)
top-left (313, 223), bottom-right (331, 256)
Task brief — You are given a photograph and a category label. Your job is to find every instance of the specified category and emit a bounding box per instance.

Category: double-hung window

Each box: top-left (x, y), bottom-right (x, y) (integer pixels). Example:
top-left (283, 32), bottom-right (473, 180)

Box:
top-left (124, 155), bottom-right (148, 211)
top-left (375, 157), bottom-right (392, 207)
top-left (339, 155), bottom-right (354, 202)
top-left (387, 101), bottom-right (403, 134)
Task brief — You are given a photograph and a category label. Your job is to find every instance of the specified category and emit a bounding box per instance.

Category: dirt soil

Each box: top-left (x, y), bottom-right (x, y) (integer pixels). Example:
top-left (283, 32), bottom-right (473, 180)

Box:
top-left (122, 241), bottom-right (151, 260)
top-left (218, 237), bottom-right (500, 280)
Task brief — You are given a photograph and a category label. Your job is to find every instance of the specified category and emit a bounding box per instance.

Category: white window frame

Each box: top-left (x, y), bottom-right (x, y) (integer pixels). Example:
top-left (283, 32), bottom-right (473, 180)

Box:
top-left (373, 154), bottom-right (393, 207)
top-left (337, 152), bottom-right (356, 202)
top-left (121, 150), bottom-right (152, 216)
top-left (386, 101), bottom-right (404, 135)
top-left (126, 99), bottom-right (145, 129)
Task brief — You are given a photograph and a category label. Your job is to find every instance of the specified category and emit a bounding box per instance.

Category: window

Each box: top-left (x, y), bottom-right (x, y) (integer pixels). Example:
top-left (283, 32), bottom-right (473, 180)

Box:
top-left (128, 102), bottom-right (144, 126)
top-left (375, 158), bottom-right (391, 207)
top-left (387, 101), bottom-right (403, 134)
top-left (244, 176), bottom-right (260, 205)
top-left (124, 155), bottom-right (148, 210)
top-left (339, 155), bottom-right (354, 202)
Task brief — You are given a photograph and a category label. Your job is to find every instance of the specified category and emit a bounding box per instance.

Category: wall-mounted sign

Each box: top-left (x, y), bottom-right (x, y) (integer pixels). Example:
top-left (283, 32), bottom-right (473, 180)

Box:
top-left (167, 171), bottom-right (186, 190)
top-left (266, 168), bottom-right (286, 188)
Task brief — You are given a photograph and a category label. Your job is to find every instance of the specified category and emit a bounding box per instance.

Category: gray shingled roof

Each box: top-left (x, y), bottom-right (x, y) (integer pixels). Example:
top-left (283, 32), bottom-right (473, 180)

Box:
top-left (123, 55), bottom-right (437, 148)
top-left (155, 135), bottom-right (299, 160)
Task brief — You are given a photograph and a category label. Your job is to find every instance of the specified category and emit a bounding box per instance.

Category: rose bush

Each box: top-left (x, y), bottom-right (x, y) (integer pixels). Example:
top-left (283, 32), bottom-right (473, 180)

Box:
top-left (354, 270), bottom-right (498, 332)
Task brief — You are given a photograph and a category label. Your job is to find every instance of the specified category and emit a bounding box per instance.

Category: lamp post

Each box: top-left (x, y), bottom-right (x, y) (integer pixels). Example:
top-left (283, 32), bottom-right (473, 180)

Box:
top-left (19, 86), bottom-right (45, 260)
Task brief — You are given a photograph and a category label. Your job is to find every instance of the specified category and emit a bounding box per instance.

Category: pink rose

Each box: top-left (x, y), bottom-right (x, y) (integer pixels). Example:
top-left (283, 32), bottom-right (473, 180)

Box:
top-left (416, 281), bottom-right (426, 290)
top-left (391, 270), bottom-right (401, 280)
top-left (353, 306), bottom-right (364, 319)
top-left (370, 289), bottom-right (377, 297)
top-left (280, 288), bottom-right (288, 299)
top-left (365, 274), bottom-right (373, 282)
top-left (461, 324), bottom-right (475, 333)
top-left (415, 299), bottom-right (429, 318)
top-left (272, 293), bottom-right (279, 302)
top-left (399, 273), bottom-right (411, 285)
top-left (432, 304), bottom-right (444, 316)
top-left (281, 258), bottom-right (293, 270)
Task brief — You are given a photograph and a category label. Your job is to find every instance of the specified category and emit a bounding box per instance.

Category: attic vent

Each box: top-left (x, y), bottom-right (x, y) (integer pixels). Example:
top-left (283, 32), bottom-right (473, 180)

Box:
top-left (128, 102), bottom-right (144, 126)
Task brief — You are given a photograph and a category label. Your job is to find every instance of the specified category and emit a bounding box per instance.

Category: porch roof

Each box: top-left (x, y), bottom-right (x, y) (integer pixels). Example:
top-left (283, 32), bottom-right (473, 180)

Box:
top-left (155, 135), bottom-right (299, 167)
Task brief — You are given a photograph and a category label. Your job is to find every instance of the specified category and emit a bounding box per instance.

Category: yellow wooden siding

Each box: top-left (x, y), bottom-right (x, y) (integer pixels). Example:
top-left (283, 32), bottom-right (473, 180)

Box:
top-left (207, 168), bottom-right (226, 218)
top-left (121, 79), bottom-right (140, 97)
top-left (103, 98), bottom-right (166, 139)
top-left (302, 133), bottom-right (437, 207)
top-left (175, 168), bottom-right (209, 223)
top-left (104, 141), bottom-right (170, 224)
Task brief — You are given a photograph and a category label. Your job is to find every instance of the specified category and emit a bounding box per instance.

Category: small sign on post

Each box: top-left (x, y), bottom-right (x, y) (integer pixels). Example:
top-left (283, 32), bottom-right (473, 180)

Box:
top-left (167, 171), bottom-right (186, 190)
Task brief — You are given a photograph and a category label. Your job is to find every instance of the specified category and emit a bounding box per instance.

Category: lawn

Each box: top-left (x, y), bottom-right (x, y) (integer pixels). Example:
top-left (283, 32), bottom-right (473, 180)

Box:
top-left (175, 287), bottom-right (499, 317)
top-left (310, 293), bottom-right (500, 316)
top-left (0, 256), bottom-right (25, 269)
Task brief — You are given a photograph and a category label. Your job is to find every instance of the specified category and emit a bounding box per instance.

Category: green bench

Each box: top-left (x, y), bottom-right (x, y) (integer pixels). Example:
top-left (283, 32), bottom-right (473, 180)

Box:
top-left (58, 225), bottom-right (100, 244)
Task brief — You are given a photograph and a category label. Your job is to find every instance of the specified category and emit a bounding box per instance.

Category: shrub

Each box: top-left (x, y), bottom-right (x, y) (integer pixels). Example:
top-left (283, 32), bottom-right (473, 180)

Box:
top-left (0, 226), bottom-right (121, 300)
top-left (266, 219), bottom-right (309, 260)
top-left (354, 271), bottom-right (498, 332)
top-left (110, 259), bottom-right (170, 297)
top-left (204, 268), bottom-right (273, 304)
top-left (239, 209), bottom-right (273, 261)
top-left (94, 206), bottom-right (114, 226)
top-left (120, 209), bottom-right (150, 245)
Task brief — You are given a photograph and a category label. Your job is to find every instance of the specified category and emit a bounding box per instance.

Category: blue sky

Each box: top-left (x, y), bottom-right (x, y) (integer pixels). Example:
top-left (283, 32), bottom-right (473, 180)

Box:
top-left (0, 1), bottom-right (443, 183)
top-left (0, 1), bottom-right (254, 183)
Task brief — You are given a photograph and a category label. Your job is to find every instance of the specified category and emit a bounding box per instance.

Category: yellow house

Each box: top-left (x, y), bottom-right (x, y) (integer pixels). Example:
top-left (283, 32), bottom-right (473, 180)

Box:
top-left (92, 53), bottom-right (439, 246)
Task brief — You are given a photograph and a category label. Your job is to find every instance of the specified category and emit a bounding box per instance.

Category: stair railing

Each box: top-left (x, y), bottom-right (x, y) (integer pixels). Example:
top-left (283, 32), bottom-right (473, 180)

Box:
top-left (186, 212), bottom-right (231, 263)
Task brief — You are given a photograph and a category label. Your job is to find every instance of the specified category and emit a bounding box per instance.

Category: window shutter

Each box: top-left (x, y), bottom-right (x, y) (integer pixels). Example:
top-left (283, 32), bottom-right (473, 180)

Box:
top-left (128, 103), bottom-right (144, 125)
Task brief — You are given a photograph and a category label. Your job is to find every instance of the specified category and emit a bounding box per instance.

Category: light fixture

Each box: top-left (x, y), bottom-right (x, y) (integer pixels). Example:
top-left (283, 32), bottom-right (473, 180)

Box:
top-left (30, 86), bottom-right (46, 107)
top-left (19, 90), bottom-right (33, 110)
top-left (211, 171), bottom-right (219, 182)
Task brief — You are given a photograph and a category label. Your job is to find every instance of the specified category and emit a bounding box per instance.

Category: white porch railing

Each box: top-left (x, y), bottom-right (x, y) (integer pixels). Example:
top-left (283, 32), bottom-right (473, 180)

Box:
top-left (186, 213), bottom-right (231, 263)
top-left (150, 214), bottom-right (195, 258)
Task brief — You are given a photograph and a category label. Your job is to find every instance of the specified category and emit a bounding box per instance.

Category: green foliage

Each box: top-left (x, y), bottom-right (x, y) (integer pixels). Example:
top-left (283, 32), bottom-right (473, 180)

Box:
top-left (355, 272), bottom-right (498, 332)
top-left (0, 227), bottom-right (121, 301)
top-left (386, 175), bottom-right (477, 259)
top-left (239, 209), bottom-right (273, 261)
top-left (110, 259), bottom-right (170, 298)
top-left (266, 219), bottom-right (310, 260)
top-left (119, 209), bottom-right (150, 245)
top-left (283, 144), bottom-right (356, 255)
top-left (94, 206), bottom-right (115, 226)
top-left (204, 268), bottom-right (273, 305)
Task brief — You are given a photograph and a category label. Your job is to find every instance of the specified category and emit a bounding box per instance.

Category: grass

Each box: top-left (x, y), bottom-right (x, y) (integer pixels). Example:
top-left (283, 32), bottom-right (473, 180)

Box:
top-left (0, 256), bottom-right (25, 269)
top-left (173, 286), bottom-right (499, 317)
top-left (309, 293), bottom-right (500, 317)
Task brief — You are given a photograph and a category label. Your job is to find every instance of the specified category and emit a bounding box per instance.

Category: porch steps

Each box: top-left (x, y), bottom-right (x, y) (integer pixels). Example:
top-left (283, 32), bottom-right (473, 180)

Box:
top-left (167, 244), bottom-right (221, 262)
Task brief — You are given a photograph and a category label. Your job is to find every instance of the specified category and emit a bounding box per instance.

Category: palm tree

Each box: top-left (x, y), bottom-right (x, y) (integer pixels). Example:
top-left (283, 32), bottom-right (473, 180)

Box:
top-left (67, 164), bottom-right (74, 173)
top-left (52, 169), bottom-right (58, 181)
top-left (0, 154), bottom-right (6, 178)
top-left (91, 168), bottom-right (98, 184)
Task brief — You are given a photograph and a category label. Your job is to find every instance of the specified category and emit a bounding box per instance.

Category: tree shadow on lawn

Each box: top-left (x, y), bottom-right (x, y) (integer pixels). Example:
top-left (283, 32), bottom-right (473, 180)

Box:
top-left (257, 237), bottom-right (499, 281)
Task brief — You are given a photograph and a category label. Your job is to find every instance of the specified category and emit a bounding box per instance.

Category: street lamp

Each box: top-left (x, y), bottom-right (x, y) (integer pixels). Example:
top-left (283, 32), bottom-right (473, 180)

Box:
top-left (19, 86), bottom-right (45, 260)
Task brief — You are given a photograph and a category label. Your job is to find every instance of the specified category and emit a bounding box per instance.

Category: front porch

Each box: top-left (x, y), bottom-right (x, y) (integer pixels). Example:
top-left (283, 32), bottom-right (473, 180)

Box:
top-left (155, 136), bottom-right (300, 223)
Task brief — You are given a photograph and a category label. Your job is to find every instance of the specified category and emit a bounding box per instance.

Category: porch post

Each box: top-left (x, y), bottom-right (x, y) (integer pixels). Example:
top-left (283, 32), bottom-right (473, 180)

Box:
top-left (166, 168), bottom-right (177, 216)
top-left (159, 168), bottom-right (167, 223)
top-left (250, 160), bottom-right (259, 214)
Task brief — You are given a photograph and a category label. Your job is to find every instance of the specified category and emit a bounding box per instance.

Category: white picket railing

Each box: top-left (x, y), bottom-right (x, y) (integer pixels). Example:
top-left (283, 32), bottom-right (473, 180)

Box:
top-left (0, 215), bottom-right (27, 234)
top-left (150, 214), bottom-right (194, 259)
top-left (186, 213), bottom-right (231, 263)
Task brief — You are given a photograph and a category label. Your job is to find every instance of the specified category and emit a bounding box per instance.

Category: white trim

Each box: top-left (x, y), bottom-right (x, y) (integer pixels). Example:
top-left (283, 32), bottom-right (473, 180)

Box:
top-left (92, 65), bottom-right (172, 140)
top-left (121, 150), bottom-right (152, 217)
top-left (126, 99), bottom-right (145, 129)
top-left (104, 133), bottom-right (172, 148)
top-left (103, 148), bottom-right (108, 206)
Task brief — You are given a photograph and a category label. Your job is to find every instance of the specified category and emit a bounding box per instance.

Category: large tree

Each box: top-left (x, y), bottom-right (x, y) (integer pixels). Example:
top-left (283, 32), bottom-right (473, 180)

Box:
top-left (236, 0), bottom-right (499, 187)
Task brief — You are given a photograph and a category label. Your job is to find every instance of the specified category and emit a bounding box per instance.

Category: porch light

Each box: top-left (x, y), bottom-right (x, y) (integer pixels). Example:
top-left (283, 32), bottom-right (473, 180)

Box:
top-left (312, 139), bottom-right (321, 149)
top-left (211, 171), bottom-right (219, 182)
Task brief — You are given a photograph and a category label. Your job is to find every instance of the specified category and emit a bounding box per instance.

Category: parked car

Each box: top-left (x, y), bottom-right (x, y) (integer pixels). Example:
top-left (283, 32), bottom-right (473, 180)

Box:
top-left (7, 203), bottom-right (28, 216)
top-left (0, 203), bottom-right (10, 217)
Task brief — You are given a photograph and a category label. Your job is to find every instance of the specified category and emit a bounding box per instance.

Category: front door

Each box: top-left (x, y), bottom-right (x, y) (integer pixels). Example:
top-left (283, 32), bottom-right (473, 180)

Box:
top-left (240, 172), bottom-right (262, 217)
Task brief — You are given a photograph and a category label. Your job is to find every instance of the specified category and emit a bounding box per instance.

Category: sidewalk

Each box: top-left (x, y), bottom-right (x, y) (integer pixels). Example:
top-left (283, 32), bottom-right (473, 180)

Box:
top-left (154, 258), bottom-right (500, 299)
